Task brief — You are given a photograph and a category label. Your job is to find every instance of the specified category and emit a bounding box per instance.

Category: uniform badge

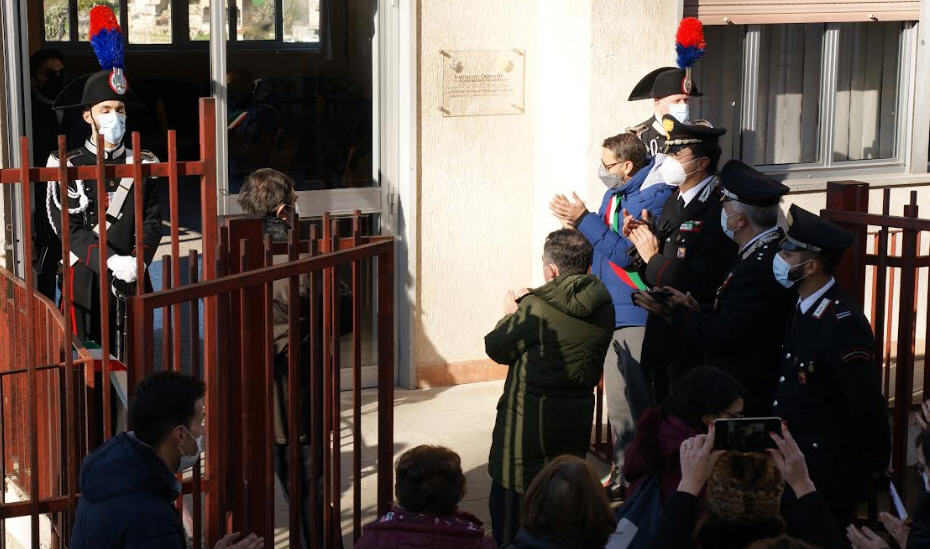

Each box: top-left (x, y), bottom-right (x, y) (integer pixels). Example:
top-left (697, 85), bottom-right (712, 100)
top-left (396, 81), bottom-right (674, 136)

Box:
top-left (108, 68), bottom-right (128, 95)
top-left (677, 247), bottom-right (687, 259)
top-left (679, 220), bottom-right (703, 233)
top-left (812, 298), bottom-right (830, 319)
top-left (798, 372), bottom-right (808, 385)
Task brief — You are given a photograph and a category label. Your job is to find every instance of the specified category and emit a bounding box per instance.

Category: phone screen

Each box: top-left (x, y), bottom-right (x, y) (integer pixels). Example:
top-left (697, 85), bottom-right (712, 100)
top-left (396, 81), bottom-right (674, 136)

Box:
top-left (713, 417), bottom-right (782, 452)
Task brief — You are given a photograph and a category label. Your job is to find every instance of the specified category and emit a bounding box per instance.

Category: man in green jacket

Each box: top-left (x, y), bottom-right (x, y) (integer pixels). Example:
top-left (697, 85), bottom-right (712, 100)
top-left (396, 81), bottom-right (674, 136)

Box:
top-left (486, 228), bottom-right (615, 546)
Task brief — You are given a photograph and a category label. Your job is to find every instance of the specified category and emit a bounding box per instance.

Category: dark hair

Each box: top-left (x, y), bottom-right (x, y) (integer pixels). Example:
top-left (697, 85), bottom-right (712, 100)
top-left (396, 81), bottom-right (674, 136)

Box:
top-left (129, 371), bottom-right (205, 447)
top-left (806, 249), bottom-right (842, 275)
top-left (394, 445), bottom-right (465, 516)
top-left (543, 229), bottom-right (593, 276)
top-left (747, 535), bottom-right (816, 549)
top-left (521, 455), bottom-right (614, 545)
top-left (238, 168), bottom-right (295, 217)
top-left (603, 132), bottom-right (648, 171)
top-left (662, 367), bottom-right (745, 431)
top-left (30, 48), bottom-right (64, 77)
top-left (688, 142), bottom-right (722, 175)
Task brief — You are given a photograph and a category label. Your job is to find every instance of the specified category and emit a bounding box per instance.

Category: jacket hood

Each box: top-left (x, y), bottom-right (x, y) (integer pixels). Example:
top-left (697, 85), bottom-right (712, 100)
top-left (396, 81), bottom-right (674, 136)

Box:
top-left (611, 156), bottom-right (656, 196)
top-left (530, 274), bottom-right (612, 319)
top-left (78, 432), bottom-right (180, 504)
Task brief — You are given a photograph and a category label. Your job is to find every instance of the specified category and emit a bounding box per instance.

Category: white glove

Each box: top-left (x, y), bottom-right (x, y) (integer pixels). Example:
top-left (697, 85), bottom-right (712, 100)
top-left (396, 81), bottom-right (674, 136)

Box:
top-left (107, 254), bottom-right (139, 283)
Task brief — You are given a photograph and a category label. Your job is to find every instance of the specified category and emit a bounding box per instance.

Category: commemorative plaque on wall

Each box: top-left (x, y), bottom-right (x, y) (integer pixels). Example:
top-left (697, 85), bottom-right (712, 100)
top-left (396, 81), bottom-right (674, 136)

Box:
top-left (439, 49), bottom-right (526, 117)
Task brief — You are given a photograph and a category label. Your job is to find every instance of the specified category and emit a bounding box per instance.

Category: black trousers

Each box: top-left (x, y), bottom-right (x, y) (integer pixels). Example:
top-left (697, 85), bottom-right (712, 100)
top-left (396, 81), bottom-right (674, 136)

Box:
top-left (489, 481), bottom-right (522, 547)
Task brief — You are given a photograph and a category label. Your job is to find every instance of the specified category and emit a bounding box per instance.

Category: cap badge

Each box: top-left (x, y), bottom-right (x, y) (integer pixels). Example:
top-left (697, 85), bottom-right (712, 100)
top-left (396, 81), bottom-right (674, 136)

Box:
top-left (108, 68), bottom-right (127, 95)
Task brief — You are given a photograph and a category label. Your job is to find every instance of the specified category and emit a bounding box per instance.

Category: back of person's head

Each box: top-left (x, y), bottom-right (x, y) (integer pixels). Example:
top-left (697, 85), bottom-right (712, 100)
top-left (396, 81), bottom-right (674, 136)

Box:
top-left (394, 445), bottom-right (465, 516)
top-left (706, 452), bottom-right (784, 523)
top-left (129, 371), bottom-right (206, 448)
top-left (238, 168), bottom-right (295, 217)
top-left (543, 229), bottom-right (593, 276)
top-left (747, 535), bottom-right (816, 549)
top-left (521, 455), bottom-right (614, 545)
top-left (603, 132), bottom-right (648, 172)
top-left (662, 366), bottom-right (745, 431)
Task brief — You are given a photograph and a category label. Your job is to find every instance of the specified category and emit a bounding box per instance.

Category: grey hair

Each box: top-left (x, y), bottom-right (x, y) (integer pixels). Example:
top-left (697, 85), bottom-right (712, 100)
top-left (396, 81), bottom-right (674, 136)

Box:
top-left (729, 200), bottom-right (780, 231)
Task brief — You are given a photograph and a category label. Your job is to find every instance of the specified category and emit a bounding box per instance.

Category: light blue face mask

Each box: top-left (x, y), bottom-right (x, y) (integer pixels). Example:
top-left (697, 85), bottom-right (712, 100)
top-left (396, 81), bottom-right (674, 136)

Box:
top-left (94, 111), bottom-right (126, 146)
top-left (772, 254), bottom-right (811, 288)
top-left (668, 103), bottom-right (690, 124)
top-left (720, 208), bottom-right (737, 240)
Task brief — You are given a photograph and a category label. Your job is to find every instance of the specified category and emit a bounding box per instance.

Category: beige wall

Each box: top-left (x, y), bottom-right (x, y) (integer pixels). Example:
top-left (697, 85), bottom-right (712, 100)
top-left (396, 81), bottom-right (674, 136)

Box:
top-left (415, 0), bottom-right (680, 384)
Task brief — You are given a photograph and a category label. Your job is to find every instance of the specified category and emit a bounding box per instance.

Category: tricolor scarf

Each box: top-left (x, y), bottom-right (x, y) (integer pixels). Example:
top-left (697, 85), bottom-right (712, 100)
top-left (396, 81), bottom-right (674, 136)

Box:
top-left (604, 191), bottom-right (649, 291)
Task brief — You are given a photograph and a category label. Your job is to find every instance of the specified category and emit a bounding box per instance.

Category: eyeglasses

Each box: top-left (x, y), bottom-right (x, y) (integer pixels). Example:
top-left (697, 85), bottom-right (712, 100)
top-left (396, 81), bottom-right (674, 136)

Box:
top-left (602, 160), bottom-right (620, 171)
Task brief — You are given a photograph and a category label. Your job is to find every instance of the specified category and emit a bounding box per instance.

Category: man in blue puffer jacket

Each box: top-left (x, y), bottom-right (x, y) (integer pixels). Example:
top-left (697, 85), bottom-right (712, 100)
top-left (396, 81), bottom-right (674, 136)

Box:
top-left (550, 131), bottom-right (672, 500)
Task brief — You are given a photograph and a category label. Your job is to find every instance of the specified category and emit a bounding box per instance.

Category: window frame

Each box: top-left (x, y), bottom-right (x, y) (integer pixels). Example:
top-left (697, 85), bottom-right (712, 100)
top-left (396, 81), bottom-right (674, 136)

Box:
top-left (40, 0), bottom-right (323, 52)
top-left (715, 21), bottom-right (917, 180)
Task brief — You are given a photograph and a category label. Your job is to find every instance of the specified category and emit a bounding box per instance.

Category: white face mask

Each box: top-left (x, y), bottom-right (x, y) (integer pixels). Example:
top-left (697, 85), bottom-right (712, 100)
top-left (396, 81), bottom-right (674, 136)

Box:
top-left (720, 208), bottom-right (737, 240)
top-left (177, 426), bottom-right (203, 473)
top-left (667, 103), bottom-right (690, 124)
top-left (658, 156), bottom-right (699, 187)
top-left (94, 111), bottom-right (126, 146)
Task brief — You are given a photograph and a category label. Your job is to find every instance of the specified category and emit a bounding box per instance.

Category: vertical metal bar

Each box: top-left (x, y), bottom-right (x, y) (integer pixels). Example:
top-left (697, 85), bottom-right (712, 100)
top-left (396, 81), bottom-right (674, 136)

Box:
top-left (191, 249), bottom-right (202, 549)
top-left (54, 134), bottom-right (79, 527)
top-left (351, 212), bottom-right (362, 541)
top-left (307, 226), bottom-right (321, 548)
top-left (885, 232), bottom-right (898, 399)
top-left (20, 137), bottom-right (40, 547)
top-left (168, 130), bottom-right (183, 372)
top-left (190, 249), bottom-right (201, 378)
top-left (594, 374), bottom-right (605, 452)
top-left (199, 97), bottom-right (221, 548)
top-left (130, 299), bottom-right (154, 397)
top-left (95, 134), bottom-right (113, 441)
top-left (263, 236), bottom-right (275, 549)
top-left (892, 193), bottom-right (920, 497)
top-left (287, 224), bottom-right (301, 549)
top-left (376, 242), bottom-right (395, 516)
top-left (162, 255), bottom-right (173, 370)
top-left (238, 241), bottom-right (251, 534)
top-left (321, 214), bottom-right (332, 548)
top-left (131, 132), bottom-right (145, 297)
top-left (330, 219), bottom-right (342, 535)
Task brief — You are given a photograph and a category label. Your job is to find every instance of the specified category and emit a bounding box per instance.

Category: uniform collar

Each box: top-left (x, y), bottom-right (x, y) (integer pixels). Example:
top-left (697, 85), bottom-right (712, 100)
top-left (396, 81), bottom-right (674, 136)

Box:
top-left (84, 138), bottom-right (125, 160)
top-left (680, 175), bottom-right (714, 208)
top-left (739, 226), bottom-right (780, 255)
top-left (799, 277), bottom-right (835, 315)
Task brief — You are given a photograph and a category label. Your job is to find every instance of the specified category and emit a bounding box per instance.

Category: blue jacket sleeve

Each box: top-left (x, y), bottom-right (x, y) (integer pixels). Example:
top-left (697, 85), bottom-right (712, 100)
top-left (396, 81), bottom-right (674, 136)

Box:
top-left (576, 211), bottom-right (634, 268)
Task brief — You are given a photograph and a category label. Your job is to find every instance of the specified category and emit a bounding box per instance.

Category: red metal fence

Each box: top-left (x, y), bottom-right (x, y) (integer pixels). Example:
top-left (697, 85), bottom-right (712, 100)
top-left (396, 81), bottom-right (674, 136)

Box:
top-left (822, 181), bottom-right (930, 498)
top-left (0, 96), bottom-right (396, 549)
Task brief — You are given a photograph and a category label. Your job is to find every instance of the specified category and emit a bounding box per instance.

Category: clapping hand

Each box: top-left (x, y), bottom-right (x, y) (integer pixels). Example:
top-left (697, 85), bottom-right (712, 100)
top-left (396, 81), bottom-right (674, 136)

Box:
top-left (846, 525), bottom-right (890, 549)
top-left (629, 223), bottom-right (660, 264)
top-left (663, 287), bottom-right (700, 312)
top-left (549, 193), bottom-right (587, 228)
top-left (631, 290), bottom-right (671, 320)
top-left (677, 424), bottom-right (724, 496)
top-left (622, 209), bottom-right (650, 238)
top-left (503, 288), bottom-right (530, 315)
top-left (878, 512), bottom-right (910, 549)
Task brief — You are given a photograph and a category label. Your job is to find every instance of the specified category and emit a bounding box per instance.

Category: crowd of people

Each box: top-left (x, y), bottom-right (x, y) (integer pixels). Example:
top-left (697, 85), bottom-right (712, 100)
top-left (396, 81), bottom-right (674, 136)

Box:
top-left (35, 6), bottom-right (923, 549)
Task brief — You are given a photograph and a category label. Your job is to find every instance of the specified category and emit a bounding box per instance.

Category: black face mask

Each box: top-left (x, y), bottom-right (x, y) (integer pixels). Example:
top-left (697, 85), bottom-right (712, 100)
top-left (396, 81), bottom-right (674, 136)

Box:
top-left (38, 71), bottom-right (68, 99)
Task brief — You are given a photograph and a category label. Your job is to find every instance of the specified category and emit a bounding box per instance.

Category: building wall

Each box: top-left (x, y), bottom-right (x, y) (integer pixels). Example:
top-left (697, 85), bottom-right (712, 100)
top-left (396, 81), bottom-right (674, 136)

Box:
top-left (415, 0), bottom-right (680, 386)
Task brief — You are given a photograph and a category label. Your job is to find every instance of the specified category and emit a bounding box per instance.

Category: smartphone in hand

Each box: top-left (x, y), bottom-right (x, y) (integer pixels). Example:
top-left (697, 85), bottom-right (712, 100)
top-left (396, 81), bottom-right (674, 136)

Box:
top-left (712, 417), bottom-right (782, 452)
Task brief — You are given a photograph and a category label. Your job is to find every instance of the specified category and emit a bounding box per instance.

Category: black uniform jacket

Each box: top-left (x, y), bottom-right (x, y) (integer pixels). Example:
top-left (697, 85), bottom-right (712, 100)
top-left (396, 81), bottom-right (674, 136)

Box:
top-left (640, 177), bottom-right (737, 386)
top-left (670, 227), bottom-right (794, 416)
top-left (628, 117), bottom-right (667, 157)
top-left (774, 282), bottom-right (891, 508)
top-left (47, 140), bottom-right (162, 315)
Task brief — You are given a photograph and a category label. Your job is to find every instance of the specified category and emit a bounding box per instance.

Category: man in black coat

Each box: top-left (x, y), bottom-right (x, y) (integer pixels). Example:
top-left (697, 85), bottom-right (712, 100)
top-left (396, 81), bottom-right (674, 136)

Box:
top-left (773, 204), bottom-right (891, 528)
top-left (46, 68), bottom-right (162, 351)
top-left (626, 67), bottom-right (701, 156)
top-left (647, 160), bottom-right (794, 416)
top-left (627, 116), bottom-right (737, 401)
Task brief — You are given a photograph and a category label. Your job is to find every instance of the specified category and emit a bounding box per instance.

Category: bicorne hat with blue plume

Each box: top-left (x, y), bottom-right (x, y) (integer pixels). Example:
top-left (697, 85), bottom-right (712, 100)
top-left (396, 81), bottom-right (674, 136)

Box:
top-left (53, 5), bottom-right (130, 110)
top-left (628, 17), bottom-right (706, 101)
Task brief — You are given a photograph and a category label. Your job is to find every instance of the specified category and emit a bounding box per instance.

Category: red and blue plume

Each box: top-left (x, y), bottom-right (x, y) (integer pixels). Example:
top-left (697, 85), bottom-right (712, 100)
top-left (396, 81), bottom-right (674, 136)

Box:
top-left (675, 17), bottom-right (705, 69)
top-left (89, 5), bottom-right (124, 71)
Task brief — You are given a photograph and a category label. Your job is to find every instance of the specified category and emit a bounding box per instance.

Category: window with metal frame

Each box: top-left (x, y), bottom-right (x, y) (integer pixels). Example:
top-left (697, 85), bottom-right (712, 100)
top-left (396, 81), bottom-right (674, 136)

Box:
top-left (42, 0), bottom-right (322, 48)
top-left (691, 21), bottom-right (916, 177)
